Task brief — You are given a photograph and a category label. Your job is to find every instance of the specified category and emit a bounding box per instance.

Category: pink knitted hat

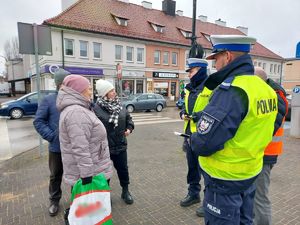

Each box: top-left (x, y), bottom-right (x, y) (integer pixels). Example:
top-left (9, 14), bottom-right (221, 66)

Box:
top-left (63, 75), bottom-right (90, 93)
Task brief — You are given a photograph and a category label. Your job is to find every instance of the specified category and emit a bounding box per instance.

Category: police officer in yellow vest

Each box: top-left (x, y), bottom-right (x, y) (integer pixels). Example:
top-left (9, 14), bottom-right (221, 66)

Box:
top-left (179, 58), bottom-right (212, 217)
top-left (190, 35), bottom-right (279, 225)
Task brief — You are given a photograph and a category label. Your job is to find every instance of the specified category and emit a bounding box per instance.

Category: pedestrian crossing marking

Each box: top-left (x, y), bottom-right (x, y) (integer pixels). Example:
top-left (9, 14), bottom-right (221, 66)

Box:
top-left (130, 113), bottom-right (182, 126)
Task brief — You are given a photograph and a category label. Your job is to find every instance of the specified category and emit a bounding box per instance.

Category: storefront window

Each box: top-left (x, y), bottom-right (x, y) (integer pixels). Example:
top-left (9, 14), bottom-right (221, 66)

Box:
top-left (171, 82), bottom-right (176, 96)
top-left (136, 80), bottom-right (144, 93)
top-left (154, 82), bottom-right (168, 96)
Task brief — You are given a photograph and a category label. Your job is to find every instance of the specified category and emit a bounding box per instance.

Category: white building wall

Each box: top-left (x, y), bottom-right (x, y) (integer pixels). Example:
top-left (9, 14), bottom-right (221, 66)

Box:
top-left (252, 57), bottom-right (283, 83)
top-left (30, 29), bottom-right (147, 94)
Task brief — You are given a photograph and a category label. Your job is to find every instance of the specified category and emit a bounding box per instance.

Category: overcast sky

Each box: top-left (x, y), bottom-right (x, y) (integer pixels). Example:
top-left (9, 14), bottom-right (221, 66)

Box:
top-left (0, 0), bottom-right (299, 74)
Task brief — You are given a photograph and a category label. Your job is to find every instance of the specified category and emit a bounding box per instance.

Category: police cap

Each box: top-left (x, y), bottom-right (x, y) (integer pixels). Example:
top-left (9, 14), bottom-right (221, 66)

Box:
top-left (206, 35), bottom-right (256, 60)
top-left (186, 58), bottom-right (208, 72)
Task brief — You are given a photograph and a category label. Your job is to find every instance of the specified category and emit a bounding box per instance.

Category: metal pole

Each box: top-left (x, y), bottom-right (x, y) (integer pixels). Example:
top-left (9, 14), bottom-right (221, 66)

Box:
top-left (188, 0), bottom-right (204, 59)
top-left (191, 0), bottom-right (197, 47)
top-left (119, 78), bottom-right (123, 98)
top-left (33, 23), bottom-right (44, 156)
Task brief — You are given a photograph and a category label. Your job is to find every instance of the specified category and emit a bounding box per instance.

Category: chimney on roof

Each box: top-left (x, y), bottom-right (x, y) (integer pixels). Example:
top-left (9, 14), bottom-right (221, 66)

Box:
top-left (215, 18), bottom-right (226, 27)
top-left (61, 0), bottom-right (79, 11)
top-left (176, 10), bottom-right (183, 16)
top-left (142, 1), bottom-right (152, 9)
top-left (198, 15), bottom-right (207, 22)
top-left (236, 26), bottom-right (248, 35)
top-left (162, 0), bottom-right (176, 16)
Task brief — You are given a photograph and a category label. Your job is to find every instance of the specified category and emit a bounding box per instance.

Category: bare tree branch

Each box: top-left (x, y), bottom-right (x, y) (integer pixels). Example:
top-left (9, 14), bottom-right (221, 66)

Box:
top-left (3, 37), bottom-right (22, 60)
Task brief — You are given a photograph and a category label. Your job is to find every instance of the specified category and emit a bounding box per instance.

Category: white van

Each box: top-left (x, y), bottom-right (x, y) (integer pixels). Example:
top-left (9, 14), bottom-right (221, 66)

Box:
top-left (0, 81), bottom-right (11, 97)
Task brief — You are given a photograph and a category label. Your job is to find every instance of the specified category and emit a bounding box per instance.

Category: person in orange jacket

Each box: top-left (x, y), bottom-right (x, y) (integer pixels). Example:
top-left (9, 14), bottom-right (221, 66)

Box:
top-left (253, 67), bottom-right (288, 225)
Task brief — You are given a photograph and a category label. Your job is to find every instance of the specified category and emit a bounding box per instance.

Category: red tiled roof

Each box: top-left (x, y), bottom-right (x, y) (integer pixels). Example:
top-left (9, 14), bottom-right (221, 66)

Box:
top-left (44, 0), bottom-right (282, 60)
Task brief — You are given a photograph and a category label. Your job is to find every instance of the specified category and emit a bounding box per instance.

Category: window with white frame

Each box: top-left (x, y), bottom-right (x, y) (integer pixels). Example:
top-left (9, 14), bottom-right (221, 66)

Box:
top-left (278, 65), bottom-right (281, 73)
top-left (114, 17), bottom-right (128, 26)
top-left (93, 42), bottom-right (102, 59)
top-left (115, 45), bottom-right (123, 61)
top-left (172, 52), bottom-right (178, 65)
top-left (263, 63), bottom-right (266, 70)
top-left (79, 41), bottom-right (88, 57)
top-left (274, 64), bottom-right (277, 74)
top-left (163, 52), bottom-right (169, 65)
top-left (64, 39), bottom-right (74, 56)
top-left (270, 64), bottom-right (273, 73)
top-left (258, 62), bottom-right (261, 67)
top-left (137, 48), bottom-right (144, 63)
top-left (154, 50), bottom-right (160, 64)
top-left (126, 46), bottom-right (134, 62)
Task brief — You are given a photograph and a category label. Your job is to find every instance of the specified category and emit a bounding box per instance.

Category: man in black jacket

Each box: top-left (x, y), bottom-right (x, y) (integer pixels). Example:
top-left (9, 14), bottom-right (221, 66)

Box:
top-left (33, 68), bottom-right (70, 216)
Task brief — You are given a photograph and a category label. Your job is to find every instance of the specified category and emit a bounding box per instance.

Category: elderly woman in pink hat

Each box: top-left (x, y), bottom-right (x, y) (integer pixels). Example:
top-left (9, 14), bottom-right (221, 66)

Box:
top-left (56, 75), bottom-right (113, 224)
top-left (56, 75), bottom-right (113, 186)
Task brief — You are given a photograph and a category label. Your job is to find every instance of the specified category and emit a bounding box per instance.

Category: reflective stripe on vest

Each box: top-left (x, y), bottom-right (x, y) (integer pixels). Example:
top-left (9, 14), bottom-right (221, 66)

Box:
top-left (264, 125), bottom-right (284, 156)
top-left (184, 87), bottom-right (212, 133)
top-left (199, 75), bottom-right (278, 180)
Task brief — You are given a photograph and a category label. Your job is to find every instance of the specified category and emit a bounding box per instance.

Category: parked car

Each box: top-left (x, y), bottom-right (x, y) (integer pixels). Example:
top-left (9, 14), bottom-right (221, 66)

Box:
top-left (0, 90), bottom-right (56, 119)
top-left (176, 98), bottom-right (184, 110)
top-left (122, 93), bottom-right (167, 113)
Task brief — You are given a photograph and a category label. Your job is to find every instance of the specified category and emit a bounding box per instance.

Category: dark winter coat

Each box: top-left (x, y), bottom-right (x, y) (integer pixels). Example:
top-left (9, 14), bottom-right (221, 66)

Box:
top-left (33, 93), bottom-right (60, 153)
top-left (93, 104), bottom-right (134, 155)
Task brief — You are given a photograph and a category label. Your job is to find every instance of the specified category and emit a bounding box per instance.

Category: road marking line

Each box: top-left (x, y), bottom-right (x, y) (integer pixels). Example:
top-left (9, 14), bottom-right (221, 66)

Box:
top-left (133, 117), bottom-right (172, 122)
top-left (135, 119), bottom-right (182, 125)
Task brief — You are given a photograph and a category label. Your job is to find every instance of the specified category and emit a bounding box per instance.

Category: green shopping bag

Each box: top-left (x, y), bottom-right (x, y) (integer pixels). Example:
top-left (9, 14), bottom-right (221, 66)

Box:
top-left (68, 173), bottom-right (113, 225)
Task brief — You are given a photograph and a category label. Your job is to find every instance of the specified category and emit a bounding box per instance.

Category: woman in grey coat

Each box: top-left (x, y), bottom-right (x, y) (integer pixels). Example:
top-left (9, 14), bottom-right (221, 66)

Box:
top-left (93, 79), bottom-right (134, 204)
top-left (56, 75), bottom-right (113, 187)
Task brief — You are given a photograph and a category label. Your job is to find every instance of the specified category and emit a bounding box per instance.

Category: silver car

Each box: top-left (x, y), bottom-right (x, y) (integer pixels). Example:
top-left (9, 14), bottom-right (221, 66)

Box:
top-left (122, 93), bottom-right (167, 113)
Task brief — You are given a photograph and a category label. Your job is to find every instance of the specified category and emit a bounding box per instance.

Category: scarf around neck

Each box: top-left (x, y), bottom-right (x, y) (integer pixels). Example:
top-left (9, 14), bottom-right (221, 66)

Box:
top-left (97, 96), bottom-right (122, 128)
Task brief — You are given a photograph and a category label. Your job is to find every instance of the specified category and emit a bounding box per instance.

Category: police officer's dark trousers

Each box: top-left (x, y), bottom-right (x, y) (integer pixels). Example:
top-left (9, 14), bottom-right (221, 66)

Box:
top-left (202, 171), bottom-right (256, 225)
top-left (184, 138), bottom-right (201, 198)
top-left (49, 151), bottom-right (63, 204)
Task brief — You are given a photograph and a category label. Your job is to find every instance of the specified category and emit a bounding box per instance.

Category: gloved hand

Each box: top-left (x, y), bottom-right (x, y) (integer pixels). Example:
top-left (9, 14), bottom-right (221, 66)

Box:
top-left (191, 112), bottom-right (200, 122)
top-left (81, 176), bottom-right (93, 185)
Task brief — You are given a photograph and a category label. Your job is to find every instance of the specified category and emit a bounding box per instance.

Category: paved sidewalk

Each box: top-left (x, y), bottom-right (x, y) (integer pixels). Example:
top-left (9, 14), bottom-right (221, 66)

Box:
top-left (0, 124), bottom-right (300, 225)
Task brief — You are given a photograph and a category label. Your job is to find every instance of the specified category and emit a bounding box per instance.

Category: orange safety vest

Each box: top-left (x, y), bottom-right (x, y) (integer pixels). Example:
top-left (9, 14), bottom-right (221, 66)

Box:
top-left (264, 123), bottom-right (284, 156)
top-left (264, 90), bottom-right (288, 156)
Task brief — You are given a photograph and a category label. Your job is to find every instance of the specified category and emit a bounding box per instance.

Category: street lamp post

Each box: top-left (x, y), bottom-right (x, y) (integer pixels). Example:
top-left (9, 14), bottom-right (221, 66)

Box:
top-left (189, 0), bottom-right (204, 59)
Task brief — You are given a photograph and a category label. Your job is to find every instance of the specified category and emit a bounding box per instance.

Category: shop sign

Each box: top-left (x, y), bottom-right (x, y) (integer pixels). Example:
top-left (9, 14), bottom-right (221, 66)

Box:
top-left (116, 63), bottom-right (122, 79)
top-left (43, 65), bottom-right (104, 76)
top-left (153, 72), bottom-right (179, 78)
top-left (122, 71), bottom-right (144, 77)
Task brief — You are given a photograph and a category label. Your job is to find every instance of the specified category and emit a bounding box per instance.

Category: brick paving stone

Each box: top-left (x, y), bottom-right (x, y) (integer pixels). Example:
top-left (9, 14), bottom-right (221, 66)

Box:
top-left (0, 121), bottom-right (300, 225)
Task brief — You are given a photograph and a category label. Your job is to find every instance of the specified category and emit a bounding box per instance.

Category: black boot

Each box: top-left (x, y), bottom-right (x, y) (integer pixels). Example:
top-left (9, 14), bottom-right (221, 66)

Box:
top-left (180, 195), bottom-right (200, 207)
top-left (121, 187), bottom-right (134, 204)
top-left (196, 206), bottom-right (205, 217)
top-left (64, 208), bottom-right (70, 225)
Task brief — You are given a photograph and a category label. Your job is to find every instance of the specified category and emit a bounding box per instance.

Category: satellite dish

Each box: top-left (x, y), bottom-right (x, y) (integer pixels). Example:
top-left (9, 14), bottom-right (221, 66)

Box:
top-left (296, 42), bottom-right (300, 58)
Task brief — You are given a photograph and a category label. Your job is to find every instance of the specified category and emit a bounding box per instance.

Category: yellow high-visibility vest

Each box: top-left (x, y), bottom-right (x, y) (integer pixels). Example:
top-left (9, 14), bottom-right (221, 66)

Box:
top-left (199, 75), bottom-right (278, 180)
top-left (184, 87), bottom-right (212, 133)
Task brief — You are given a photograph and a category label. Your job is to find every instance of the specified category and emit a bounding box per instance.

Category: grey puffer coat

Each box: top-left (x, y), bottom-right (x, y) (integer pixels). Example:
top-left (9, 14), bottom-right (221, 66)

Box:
top-left (56, 86), bottom-right (113, 186)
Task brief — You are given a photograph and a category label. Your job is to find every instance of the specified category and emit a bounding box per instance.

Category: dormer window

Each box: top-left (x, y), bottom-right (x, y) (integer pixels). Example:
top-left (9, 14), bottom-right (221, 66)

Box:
top-left (112, 13), bottom-right (129, 26)
top-left (202, 33), bottom-right (211, 42)
top-left (149, 21), bottom-right (165, 33)
top-left (178, 28), bottom-right (192, 38)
